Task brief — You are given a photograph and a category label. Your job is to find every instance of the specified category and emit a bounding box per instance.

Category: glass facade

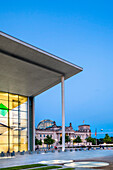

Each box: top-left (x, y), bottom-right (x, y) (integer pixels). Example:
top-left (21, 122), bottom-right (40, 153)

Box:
top-left (0, 92), bottom-right (28, 152)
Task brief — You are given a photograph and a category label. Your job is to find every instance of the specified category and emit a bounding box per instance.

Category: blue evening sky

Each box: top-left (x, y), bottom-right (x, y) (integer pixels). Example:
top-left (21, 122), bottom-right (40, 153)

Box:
top-left (0, 0), bottom-right (113, 138)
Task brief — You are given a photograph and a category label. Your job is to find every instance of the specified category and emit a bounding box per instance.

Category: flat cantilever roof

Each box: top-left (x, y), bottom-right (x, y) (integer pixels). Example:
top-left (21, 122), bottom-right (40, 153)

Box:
top-left (0, 31), bottom-right (83, 97)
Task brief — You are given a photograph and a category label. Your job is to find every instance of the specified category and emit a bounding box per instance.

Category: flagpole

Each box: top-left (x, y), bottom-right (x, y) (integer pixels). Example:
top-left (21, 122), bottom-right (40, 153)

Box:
top-left (95, 128), bottom-right (97, 145)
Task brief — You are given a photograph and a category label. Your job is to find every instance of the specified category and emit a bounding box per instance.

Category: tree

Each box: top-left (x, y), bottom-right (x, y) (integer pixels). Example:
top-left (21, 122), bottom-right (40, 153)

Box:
top-left (86, 137), bottom-right (96, 145)
top-left (44, 135), bottom-right (55, 149)
top-left (110, 137), bottom-right (113, 143)
top-left (103, 134), bottom-right (111, 144)
top-left (35, 138), bottom-right (42, 146)
top-left (73, 136), bottom-right (82, 143)
top-left (59, 134), bottom-right (70, 144)
top-left (98, 138), bottom-right (104, 144)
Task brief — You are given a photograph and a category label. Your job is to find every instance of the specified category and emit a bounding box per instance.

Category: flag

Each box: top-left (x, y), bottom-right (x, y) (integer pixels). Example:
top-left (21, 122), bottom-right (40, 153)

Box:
top-left (83, 120), bottom-right (85, 124)
top-left (95, 128), bottom-right (97, 136)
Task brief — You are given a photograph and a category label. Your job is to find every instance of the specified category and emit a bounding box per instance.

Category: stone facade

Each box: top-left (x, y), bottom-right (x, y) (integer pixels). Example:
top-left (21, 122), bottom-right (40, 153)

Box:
top-left (35, 120), bottom-right (91, 147)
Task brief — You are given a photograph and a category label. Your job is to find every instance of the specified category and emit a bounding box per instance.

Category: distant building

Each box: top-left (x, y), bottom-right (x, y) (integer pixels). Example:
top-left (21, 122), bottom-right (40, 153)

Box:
top-left (37, 119), bottom-right (54, 129)
top-left (35, 120), bottom-right (91, 147)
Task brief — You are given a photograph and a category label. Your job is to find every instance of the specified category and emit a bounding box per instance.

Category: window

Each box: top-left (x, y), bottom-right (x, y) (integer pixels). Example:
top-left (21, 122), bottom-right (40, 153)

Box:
top-left (0, 92), bottom-right (28, 152)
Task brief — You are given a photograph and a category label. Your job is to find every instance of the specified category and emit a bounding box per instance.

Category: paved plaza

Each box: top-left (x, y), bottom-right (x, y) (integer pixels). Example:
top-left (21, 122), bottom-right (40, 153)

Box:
top-left (0, 150), bottom-right (113, 169)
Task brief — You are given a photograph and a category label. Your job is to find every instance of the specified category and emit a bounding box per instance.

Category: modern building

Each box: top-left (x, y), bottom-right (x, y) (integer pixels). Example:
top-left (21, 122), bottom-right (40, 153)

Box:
top-left (36, 120), bottom-right (91, 147)
top-left (0, 31), bottom-right (83, 152)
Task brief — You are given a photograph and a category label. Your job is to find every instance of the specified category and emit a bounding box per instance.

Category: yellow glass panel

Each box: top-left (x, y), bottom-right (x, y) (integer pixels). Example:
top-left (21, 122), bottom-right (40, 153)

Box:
top-left (9, 94), bottom-right (18, 102)
top-left (9, 93), bottom-right (18, 110)
top-left (9, 101), bottom-right (18, 110)
top-left (10, 136), bottom-right (18, 144)
top-left (0, 144), bottom-right (8, 152)
top-left (10, 129), bottom-right (18, 137)
top-left (20, 136), bottom-right (27, 144)
top-left (0, 92), bottom-right (8, 100)
top-left (19, 96), bottom-right (27, 105)
top-left (0, 134), bottom-right (8, 144)
top-left (20, 143), bottom-right (28, 152)
top-left (10, 144), bottom-right (18, 152)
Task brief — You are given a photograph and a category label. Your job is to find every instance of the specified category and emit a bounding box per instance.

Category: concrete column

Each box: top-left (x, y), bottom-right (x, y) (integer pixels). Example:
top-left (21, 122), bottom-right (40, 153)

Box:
top-left (28, 96), bottom-right (35, 151)
top-left (61, 76), bottom-right (65, 151)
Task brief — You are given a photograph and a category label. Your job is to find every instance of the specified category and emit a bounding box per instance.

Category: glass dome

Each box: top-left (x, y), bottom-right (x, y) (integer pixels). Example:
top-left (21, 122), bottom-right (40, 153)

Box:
top-left (37, 119), bottom-right (54, 129)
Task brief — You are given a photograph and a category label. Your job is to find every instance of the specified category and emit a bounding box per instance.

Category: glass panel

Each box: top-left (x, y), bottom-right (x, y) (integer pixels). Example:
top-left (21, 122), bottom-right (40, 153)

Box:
top-left (0, 92), bottom-right (28, 152)
top-left (19, 103), bottom-right (27, 112)
top-left (19, 96), bottom-right (27, 105)
top-left (10, 144), bottom-right (18, 152)
top-left (20, 119), bottom-right (27, 127)
top-left (20, 135), bottom-right (27, 144)
top-left (10, 118), bottom-right (18, 128)
top-left (0, 124), bottom-right (8, 136)
top-left (0, 92), bottom-right (8, 100)
top-left (10, 136), bottom-right (18, 144)
top-left (9, 94), bottom-right (18, 102)
top-left (9, 110), bottom-right (18, 119)
top-left (20, 111), bottom-right (27, 119)
top-left (10, 129), bottom-right (18, 137)
top-left (0, 144), bottom-right (8, 152)
top-left (20, 143), bottom-right (28, 152)
top-left (0, 109), bottom-right (8, 118)
top-left (0, 100), bottom-right (8, 109)
top-left (0, 117), bottom-right (8, 126)
top-left (9, 101), bottom-right (18, 110)
top-left (20, 128), bottom-right (27, 136)
top-left (0, 135), bottom-right (8, 144)
top-left (9, 94), bottom-right (18, 110)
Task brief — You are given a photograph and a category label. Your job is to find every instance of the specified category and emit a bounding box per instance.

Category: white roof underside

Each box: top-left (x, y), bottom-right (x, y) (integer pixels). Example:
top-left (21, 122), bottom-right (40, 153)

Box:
top-left (0, 31), bottom-right (83, 97)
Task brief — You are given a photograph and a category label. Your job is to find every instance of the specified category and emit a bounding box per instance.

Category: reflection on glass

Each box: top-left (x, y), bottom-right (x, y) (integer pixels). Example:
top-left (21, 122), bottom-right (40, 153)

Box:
top-left (20, 119), bottom-right (27, 127)
top-left (0, 92), bottom-right (28, 152)
top-left (19, 96), bottom-right (27, 104)
top-left (9, 101), bottom-right (18, 110)
top-left (0, 100), bottom-right (8, 110)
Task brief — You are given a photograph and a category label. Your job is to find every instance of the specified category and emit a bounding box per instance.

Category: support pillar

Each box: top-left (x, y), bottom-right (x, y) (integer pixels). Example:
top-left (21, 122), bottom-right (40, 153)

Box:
top-left (61, 76), bottom-right (65, 151)
top-left (28, 97), bottom-right (35, 151)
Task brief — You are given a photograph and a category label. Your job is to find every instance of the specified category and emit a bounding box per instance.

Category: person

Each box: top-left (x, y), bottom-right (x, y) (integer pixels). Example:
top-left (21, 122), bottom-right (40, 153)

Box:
top-left (54, 146), bottom-right (57, 150)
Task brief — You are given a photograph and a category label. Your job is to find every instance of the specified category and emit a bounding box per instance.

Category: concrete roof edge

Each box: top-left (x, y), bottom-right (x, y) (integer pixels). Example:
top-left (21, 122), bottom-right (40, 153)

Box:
top-left (0, 31), bottom-right (83, 71)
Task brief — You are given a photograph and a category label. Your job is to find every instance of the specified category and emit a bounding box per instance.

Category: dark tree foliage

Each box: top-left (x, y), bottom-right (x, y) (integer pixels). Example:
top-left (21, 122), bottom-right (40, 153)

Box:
top-left (73, 136), bottom-right (82, 143)
top-left (103, 134), bottom-right (112, 144)
top-left (111, 137), bottom-right (113, 143)
top-left (98, 138), bottom-right (104, 144)
top-left (86, 137), bottom-right (96, 145)
top-left (35, 138), bottom-right (42, 145)
top-left (59, 135), bottom-right (71, 144)
top-left (44, 135), bottom-right (55, 149)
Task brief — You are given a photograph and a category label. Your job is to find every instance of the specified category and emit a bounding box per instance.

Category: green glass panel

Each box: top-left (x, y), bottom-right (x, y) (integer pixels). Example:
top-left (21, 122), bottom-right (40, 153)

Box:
top-left (0, 103), bottom-right (8, 116)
